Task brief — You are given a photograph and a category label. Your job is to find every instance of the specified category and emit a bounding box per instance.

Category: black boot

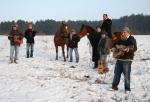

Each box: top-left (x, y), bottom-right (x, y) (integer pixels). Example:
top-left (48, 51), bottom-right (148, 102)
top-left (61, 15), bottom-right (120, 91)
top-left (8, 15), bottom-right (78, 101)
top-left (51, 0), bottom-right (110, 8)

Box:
top-left (30, 50), bottom-right (33, 57)
top-left (93, 61), bottom-right (98, 69)
top-left (14, 59), bottom-right (18, 64)
top-left (27, 51), bottom-right (29, 58)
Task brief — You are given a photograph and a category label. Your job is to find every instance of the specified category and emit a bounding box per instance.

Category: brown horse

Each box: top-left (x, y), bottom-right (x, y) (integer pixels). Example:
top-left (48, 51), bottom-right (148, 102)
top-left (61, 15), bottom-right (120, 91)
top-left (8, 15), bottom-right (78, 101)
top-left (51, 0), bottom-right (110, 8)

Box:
top-left (54, 23), bottom-right (69, 61)
top-left (112, 32), bottom-right (122, 44)
top-left (79, 24), bottom-right (123, 69)
top-left (79, 24), bottom-right (122, 45)
top-left (79, 24), bottom-right (96, 38)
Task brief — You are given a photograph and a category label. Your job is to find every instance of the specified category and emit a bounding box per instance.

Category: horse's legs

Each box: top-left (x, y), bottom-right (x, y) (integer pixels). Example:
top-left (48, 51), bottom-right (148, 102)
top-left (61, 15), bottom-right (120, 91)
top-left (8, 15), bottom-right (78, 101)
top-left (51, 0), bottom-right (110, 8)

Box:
top-left (55, 46), bottom-right (58, 60)
top-left (62, 46), bottom-right (66, 61)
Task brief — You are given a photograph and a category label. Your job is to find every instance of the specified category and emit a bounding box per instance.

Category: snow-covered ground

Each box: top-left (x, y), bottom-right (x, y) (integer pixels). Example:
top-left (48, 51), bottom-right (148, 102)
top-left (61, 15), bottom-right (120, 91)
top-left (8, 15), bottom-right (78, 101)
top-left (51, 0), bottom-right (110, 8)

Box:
top-left (0, 35), bottom-right (150, 102)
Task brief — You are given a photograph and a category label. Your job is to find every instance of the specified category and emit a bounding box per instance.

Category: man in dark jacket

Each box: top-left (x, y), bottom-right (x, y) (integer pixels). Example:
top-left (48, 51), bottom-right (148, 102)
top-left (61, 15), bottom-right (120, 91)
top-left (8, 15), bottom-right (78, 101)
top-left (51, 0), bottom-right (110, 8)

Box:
top-left (111, 27), bottom-right (137, 93)
top-left (87, 25), bottom-right (102, 68)
top-left (101, 14), bottom-right (112, 38)
top-left (8, 24), bottom-right (23, 63)
top-left (68, 29), bottom-right (80, 63)
top-left (24, 23), bottom-right (36, 58)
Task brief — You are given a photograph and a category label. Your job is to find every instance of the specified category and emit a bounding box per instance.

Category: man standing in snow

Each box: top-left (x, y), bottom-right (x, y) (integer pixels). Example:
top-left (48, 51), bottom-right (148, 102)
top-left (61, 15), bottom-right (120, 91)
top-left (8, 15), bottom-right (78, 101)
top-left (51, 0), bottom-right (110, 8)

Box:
top-left (101, 14), bottom-right (112, 38)
top-left (68, 29), bottom-right (80, 63)
top-left (24, 23), bottom-right (36, 58)
top-left (87, 25), bottom-right (102, 68)
top-left (8, 24), bottom-right (23, 63)
top-left (111, 27), bottom-right (137, 93)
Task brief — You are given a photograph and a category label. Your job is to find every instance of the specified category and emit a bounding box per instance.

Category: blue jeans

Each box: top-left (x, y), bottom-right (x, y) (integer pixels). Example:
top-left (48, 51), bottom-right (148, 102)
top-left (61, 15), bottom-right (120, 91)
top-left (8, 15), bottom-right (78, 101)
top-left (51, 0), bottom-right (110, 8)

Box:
top-left (100, 54), bottom-right (109, 70)
top-left (112, 60), bottom-right (132, 91)
top-left (10, 45), bottom-right (19, 61)
top-left (69, 48), bottom-right (79, 62)
top-left (26, 43), bottom-right (34, 57)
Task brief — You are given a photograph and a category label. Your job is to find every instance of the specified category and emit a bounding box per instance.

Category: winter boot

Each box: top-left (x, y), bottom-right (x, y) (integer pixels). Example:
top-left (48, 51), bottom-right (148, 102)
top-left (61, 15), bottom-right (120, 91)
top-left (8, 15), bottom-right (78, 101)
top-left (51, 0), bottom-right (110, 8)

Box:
top-left (93, 61), bottom-right (98, 69)
top-left (14, 60), bottom-right (18, 64)
top-left (9, 60), bottom-right (13, 64)
top-left (30, 50), bottom-right (33, 57)
top-left (27, 51), bottom-right (29, 58)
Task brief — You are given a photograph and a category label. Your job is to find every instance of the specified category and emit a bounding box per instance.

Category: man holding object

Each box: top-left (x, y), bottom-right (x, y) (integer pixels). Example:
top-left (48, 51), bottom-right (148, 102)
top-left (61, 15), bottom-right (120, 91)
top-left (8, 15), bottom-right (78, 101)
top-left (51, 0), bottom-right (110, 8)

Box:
top-left (111, 27), bottom-right (137, 93)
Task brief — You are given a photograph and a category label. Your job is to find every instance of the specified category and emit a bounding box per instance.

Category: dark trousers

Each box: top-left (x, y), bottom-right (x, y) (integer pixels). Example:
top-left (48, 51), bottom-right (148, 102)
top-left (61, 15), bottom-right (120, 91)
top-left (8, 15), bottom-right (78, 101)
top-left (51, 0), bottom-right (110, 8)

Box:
top-left (112, 60), bottom-right (132, 91)
top-left (26, 43), bottom-right (34, 57)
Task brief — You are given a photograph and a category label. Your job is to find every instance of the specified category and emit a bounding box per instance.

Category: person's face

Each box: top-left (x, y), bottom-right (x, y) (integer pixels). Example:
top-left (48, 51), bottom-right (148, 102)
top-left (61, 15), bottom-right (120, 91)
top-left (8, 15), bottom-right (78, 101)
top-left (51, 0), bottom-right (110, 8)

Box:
top-left (12, 26), bottom-right (17, 30)
top-left (122, 31), bottom-right (130, 38)
top-left (103, 15), bottom-right (108, 20)
top-left (96, 28), bottom-right (101, 33)
top-left (28, 26), bottom-right (33, 29)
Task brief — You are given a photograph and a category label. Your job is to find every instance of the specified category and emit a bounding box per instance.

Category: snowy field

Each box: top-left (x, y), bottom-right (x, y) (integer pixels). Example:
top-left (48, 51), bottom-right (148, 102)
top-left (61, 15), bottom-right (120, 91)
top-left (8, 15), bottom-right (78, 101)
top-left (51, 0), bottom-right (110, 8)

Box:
top-left (0, 35), bottom-right (150, 102)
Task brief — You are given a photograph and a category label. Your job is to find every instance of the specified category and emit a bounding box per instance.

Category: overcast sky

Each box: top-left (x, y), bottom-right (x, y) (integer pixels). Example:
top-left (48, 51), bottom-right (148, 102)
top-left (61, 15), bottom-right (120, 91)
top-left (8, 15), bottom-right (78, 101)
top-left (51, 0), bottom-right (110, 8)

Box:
top-left (0, 0), bottom-right (149, 22)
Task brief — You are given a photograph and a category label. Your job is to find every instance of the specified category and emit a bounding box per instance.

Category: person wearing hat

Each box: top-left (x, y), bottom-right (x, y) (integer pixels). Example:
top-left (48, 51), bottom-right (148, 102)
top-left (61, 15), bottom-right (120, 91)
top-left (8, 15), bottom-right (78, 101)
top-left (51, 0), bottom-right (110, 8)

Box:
top-left (68, 29), bottom-right (80, 63)
top-left (101, 14), bottom-right (112, 38)
top-left (111, 27), bottom-right (137, 93)
top-left (8, 24), bottom-right (23, 63)
top-left (24, 23), bottom-right (37, 58)
top-left (97, 31), bottom-right (112, 72)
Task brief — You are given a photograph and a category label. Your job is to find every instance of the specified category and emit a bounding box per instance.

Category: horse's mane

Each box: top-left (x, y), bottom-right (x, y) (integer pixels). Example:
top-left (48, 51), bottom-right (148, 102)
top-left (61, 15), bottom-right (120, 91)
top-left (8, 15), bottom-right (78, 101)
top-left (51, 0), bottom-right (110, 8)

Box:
top-left (80, 24), bottom-right (95, 33)
top-left (80, 24), bottom-right (85, 32)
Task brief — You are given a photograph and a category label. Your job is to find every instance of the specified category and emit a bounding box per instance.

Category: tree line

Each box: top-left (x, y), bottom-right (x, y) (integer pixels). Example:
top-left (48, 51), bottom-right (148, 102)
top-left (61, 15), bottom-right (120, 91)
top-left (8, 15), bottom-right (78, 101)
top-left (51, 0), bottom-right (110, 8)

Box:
top-left (0, 14), bottom-right (150, 35)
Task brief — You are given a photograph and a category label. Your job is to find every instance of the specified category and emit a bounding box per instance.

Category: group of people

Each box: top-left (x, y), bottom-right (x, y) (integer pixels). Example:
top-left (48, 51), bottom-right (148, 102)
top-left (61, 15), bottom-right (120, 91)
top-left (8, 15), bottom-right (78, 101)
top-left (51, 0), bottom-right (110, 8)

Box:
top-left (88, 14), bottom-right (112, 71)
top-left (8, 23), bottom-right (36, 63)
top-left (90, 14), bottom-right (137, 93)
top-left (67, 14), bottom-right (137, 93)
top-left (7, 14), bottom-right (137, 93)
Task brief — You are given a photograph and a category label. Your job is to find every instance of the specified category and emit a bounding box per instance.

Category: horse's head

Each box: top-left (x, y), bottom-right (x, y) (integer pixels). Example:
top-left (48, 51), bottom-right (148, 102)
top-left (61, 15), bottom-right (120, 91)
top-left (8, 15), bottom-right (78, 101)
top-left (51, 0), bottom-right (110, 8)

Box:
top-left (60, 22), bottom-right (68, 34)
top-left (112, 32), bottom-right (122, 43)
top-left (79, 24), bottom-right (95, 38)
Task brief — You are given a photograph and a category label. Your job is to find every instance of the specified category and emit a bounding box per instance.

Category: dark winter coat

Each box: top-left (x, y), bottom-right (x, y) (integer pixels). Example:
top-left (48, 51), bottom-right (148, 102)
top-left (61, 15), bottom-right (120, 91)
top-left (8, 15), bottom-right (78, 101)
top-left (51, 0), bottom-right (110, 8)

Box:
top-left (87, 32), bottom-right (101, 62)
top-left (8, 30), bottom-right (23, 46)
top-left (101, 19), bottom-right (112, 38)
top-left (68, 34), bottom-right (80, 48)
top-left (97, 36), bottom-right (112, 55)
top-left (114, 36), bottom-right (137, 59)
top-left (24, 29), bottom-right (36, 43)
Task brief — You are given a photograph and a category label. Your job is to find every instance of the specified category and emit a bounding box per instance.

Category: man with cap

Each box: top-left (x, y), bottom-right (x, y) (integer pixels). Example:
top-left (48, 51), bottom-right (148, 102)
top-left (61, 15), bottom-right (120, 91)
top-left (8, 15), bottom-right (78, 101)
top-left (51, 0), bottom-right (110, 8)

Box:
top-left (68, 29), bottom-right (80, 63)
top-left (111, 27), bottom-right (137, 93)
top-left (101, 14), bottom-right (112, 38)
top-left (24, 23), bottom-right (37, 58)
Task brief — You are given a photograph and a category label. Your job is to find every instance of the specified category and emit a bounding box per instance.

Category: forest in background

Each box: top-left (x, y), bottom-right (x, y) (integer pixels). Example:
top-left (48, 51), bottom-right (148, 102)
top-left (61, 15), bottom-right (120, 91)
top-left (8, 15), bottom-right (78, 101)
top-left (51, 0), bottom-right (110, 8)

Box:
top-left (0, 14), bottom-right (150, 35)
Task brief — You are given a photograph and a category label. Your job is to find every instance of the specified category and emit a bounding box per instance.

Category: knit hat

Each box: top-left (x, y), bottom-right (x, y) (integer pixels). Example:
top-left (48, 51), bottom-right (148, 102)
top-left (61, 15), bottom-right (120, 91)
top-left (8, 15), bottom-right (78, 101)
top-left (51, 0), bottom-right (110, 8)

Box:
top-left (122, 27), bottom-right (130, 33)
